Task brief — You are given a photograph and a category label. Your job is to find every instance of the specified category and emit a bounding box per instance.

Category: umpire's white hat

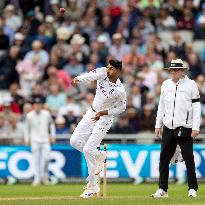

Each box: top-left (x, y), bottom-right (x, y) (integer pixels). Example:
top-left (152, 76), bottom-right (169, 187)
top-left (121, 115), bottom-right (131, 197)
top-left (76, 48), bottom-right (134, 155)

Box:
top-left (165, 59), bottom-right (188, 70)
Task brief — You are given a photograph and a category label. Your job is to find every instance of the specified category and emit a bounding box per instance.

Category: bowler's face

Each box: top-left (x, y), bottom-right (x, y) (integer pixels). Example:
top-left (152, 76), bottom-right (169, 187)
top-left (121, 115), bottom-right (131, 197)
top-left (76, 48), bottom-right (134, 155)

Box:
top-left (106, 64), bottom-right (119, 78)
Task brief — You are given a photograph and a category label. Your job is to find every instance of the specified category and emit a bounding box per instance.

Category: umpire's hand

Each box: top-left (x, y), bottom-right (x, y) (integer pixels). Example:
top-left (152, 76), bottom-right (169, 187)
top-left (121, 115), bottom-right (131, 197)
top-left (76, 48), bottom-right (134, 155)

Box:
top-left (191, 130), bottom-right (199, 138)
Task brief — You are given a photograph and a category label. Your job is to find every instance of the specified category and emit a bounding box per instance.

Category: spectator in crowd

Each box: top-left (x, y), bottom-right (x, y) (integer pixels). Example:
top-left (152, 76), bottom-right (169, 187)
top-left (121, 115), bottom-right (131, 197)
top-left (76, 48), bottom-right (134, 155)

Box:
top-left (200, 115), bottom-right (205, 134)
top-left (24, 10), bottom-right (41, 37)
top-left (63, 54), bottom-right (84, 78)
top-left (45, 66), bottom-right (72, 92)
top-left (3, 4), bottom-right (22, 32)
top-left (157, 7), bottom-right (176, 30)
top-left (0, 95), bottom-right (20, 114)
top-left (0, 113), bottom-right (7, 143)
top-left (110, 114), bottom-right (134, 134)
top-left (101, 15), bottom-right (116, 37)
top-left (137, 64), bottom-right (157, 93)
top-left (80, 92), bottom-right (95, 114)
top-left (55, 116), bottom-right (69, 135)
top-left (46, 84), bottom-right (67, 115)
top-left (25, 40), bottom-right (49, 72)
top-left (169, 32), bottom-right (185, 59)
top-left (12, 32), bottom-right (28, 59)
top-left (188, 53), bottom-right (202, 79)
top-left (195, 74), bottom-right (205, 114)
top-left (16, 55), bottom-right (42, 97)
top-left (44, 15), bottom-right (56, 39)
top-left (0, 16), bottom-right (14, 44)
top-left (0, 23), bottom-right (10, 56)
top-left (126, 107), bottom-right (141, 133)
top-left (146, 46), bottom-right (164, 71)
top-left (7, 113), bottom-right (24, 144)
top-left (9, 83), bottom-right (25, 113)
top-left (35, 23), bottom-right (53, 51)
top-left (59, 95), bottom-right (81, 117)
top-left (88, 53), bottom-right (103, 69)
top-left (49, 52), bottom-right (67, 70)
top-left (51, 27), bottom-right (72, 59)
top-left (183, 43), bottom-right (194, 62)
top-left (96, 35), bottom-right (109, 65)
top-left (139, 104), bottom-right (156, 132)
top-left (177, 8), bottom-right (194, 30)
top-left (164, 51), bottom-right (177, 68)
top-left (30, 83), bottom-right (46, 104)
top-left (136, 18), bottom-right (155, 42)
top-left (130, 84), bottom-right (142, 110)
top-left (63, 107), bottom-right (78, 130)
top-left (65, 0), bottom-right (83, 21)
top-left (109, 33), bottom-right (129, 61)
top-left (70, 33), bottom-right (90, 65)
top-left (0, 46), bottom-right (19, 89)
top-left (194, 16), bottom-right (205, 40)
top-left (0, 96), bottom-right (18, 144)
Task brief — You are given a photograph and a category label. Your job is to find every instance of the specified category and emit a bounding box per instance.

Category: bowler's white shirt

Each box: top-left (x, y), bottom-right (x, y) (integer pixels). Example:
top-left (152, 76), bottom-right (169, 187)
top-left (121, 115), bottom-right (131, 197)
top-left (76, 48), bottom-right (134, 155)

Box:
top-left (76, 67), bottom-right (126, 116)
top-left (24, 110), bottom-right (55, 143)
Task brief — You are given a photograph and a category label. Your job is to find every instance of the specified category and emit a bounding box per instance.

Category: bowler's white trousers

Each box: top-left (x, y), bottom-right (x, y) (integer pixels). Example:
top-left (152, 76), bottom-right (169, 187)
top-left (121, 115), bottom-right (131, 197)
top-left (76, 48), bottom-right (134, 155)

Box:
top-left (31, 142), bottom-right (50, 182)
top-left (70, 108), bottom-right (113, 184)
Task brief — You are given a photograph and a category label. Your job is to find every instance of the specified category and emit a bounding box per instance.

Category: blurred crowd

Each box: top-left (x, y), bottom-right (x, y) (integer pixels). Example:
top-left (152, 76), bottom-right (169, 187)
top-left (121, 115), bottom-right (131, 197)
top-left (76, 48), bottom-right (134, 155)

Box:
top-left (1, 0), bottom-right (205, 143)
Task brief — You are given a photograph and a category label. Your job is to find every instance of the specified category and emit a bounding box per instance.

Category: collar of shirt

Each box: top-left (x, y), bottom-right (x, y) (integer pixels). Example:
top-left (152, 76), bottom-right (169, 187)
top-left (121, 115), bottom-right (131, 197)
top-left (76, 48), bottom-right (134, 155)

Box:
top-left (171, 75), bottom-right (187, 85)
top-left (107, 78), bottom-right (120, 87)
top-left (34, 110), bottom-right (42, 115)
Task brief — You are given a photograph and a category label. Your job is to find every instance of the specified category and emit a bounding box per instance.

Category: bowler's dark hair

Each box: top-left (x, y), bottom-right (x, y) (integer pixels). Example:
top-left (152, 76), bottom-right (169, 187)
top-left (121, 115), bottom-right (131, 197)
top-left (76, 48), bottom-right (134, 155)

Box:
top-left (109, 59), bottom-right (122, 70)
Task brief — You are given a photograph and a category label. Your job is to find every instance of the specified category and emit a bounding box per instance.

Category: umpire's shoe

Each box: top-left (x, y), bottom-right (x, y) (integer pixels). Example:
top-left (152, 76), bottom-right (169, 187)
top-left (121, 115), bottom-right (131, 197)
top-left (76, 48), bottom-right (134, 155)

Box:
top-left (151, 189), bottom-right (168, 198)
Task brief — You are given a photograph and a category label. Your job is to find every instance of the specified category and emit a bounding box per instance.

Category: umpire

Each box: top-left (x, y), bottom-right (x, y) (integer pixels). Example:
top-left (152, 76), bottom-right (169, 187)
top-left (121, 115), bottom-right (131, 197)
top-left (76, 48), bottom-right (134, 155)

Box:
top-left (152, 59), bottom-right (201, 198)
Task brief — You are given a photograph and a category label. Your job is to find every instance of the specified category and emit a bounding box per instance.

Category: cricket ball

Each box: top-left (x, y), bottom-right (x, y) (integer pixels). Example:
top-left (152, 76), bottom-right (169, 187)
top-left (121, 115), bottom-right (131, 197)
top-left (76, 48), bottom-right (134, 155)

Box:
top-left (59, 7), bottom-right (66, 14)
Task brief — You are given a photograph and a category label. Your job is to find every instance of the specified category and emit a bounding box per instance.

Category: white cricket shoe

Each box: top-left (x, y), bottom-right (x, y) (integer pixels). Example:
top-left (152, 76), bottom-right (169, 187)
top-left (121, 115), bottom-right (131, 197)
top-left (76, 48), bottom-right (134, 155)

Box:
top-left (82, 182), bottom-right (92, 191)
top-left (42, 177), bottom-right (50, 185)
top-left (32, 180), bottom-right (40, 186)
top-left (151, 189), bottom-right (168, 198)
top-left (188, 189), bottom-right (197, 197)
top-left (80, 183), bottom-right (100, 199)
top-left (95, 151), bottom-right (106, 175)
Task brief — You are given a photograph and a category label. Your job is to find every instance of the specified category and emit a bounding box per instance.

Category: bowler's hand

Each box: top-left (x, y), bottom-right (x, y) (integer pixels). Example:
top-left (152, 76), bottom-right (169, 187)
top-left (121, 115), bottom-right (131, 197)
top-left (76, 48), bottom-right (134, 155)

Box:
top-left (71, 78), bottom-right (79, 87)
top-left (191, 130), bottom-right (199, 138)
top-left (91, 110), bottom-right (108, 122)
top-left (92, 112), bottom-right (101, 122)
top-left (155, 128), bottom-right (162, 138)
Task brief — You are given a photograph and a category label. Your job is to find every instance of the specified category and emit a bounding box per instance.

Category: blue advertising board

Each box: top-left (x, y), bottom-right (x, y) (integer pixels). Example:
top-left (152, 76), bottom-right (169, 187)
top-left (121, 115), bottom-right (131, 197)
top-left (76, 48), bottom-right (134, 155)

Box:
top-left (0, 144), bottom-right (204, 179)
top-left (0, 145), bottom-right (81, 179)
top-left (82, 144), bottom-right (205, 179)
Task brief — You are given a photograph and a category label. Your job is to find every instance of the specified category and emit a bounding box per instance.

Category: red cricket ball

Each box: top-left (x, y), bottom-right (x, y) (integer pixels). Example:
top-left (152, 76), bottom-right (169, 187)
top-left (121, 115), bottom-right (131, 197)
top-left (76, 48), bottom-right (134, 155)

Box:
top-left (59, 7), bottom-right (65, 14)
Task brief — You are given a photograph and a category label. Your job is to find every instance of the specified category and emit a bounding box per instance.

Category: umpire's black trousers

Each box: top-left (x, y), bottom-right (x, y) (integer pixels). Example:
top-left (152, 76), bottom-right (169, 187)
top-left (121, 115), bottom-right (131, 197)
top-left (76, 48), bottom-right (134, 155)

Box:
top-left (159, 126), bottom-right (198, 192)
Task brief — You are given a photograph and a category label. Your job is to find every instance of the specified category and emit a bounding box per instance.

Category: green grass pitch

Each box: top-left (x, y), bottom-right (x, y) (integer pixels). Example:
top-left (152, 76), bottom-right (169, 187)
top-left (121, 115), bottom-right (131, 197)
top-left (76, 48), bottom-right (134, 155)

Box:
top-left (0, 183), bottom-right (204, 205)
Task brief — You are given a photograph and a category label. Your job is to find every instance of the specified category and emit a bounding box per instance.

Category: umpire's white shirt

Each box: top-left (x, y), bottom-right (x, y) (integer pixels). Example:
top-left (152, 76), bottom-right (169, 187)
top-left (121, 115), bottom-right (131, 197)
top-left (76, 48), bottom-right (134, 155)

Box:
top-left (24, 110), bottom-right (55, 143)
top-left (76, 67), bottom-right (126, 115)
top-left (155, 75), bottom-right (201, 131)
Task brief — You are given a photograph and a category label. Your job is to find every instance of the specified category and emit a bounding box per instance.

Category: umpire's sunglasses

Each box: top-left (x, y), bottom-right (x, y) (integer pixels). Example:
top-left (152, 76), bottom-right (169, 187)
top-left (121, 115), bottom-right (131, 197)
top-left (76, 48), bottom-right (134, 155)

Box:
top-left (169, 68), bottom-right (184, 72)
